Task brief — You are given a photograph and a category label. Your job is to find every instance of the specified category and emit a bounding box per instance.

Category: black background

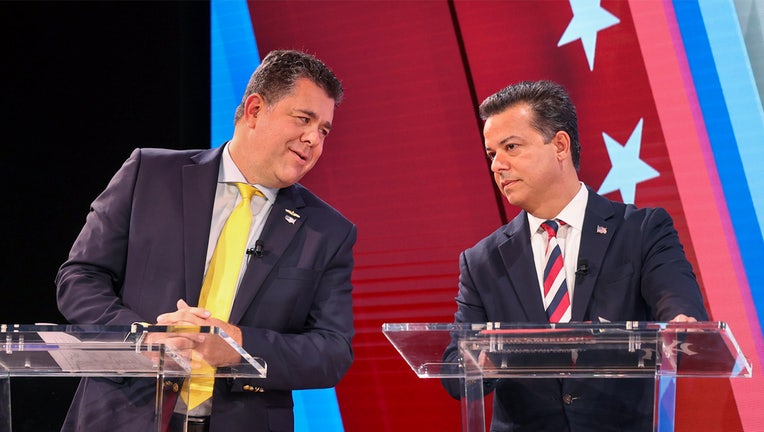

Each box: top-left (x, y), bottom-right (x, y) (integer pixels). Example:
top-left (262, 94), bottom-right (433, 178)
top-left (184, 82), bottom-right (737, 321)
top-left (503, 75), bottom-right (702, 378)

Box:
top-left (2, 2), bottom-right (210, 429)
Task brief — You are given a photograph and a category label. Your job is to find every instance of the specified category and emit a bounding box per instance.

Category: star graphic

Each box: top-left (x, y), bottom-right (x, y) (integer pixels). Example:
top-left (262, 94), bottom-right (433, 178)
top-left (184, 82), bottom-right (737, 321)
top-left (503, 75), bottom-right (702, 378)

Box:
top-left (558, 0), bottom-right (620, 70)
top-left (597, 118), bottom-right (660, 204)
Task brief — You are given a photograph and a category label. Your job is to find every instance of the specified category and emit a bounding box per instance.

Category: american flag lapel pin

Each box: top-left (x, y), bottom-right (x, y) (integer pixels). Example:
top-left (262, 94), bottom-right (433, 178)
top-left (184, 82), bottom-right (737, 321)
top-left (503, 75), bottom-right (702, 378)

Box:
top-left (285, 209), bottom-right (301, 224)
top-left (596, 225), bottom-right (607, 234)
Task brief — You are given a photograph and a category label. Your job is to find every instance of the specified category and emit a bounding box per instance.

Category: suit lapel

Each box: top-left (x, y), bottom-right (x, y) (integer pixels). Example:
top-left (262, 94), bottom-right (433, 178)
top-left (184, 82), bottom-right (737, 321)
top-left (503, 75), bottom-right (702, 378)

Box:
top-left (228, 185), bottom-right (306, 324)
top-left (498, 213), bottom-right (548, 322)
top-left (182, 147), bottom-right (224, 306)
top-left (571, 188), bottom-right (616, 321)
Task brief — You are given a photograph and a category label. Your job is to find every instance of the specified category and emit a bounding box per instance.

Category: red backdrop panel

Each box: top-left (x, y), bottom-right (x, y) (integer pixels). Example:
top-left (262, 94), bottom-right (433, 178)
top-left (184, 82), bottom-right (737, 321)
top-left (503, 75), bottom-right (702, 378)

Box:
top-left (247, 1), bottom-right (742, 430)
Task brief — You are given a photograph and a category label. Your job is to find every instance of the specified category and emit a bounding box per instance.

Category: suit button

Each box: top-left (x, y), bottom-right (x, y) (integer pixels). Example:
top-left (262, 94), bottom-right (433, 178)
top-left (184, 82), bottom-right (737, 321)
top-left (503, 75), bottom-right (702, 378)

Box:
top-left (163, 380), bottom-right (179, 392)
top-left (562, 394), bottom-right (574, 405)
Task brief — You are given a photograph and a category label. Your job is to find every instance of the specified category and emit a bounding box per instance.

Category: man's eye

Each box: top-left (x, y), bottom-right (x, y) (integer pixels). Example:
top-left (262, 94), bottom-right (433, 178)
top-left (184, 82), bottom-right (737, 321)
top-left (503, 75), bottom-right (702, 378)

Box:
top-left (486, 153), bottom-right (496, 161)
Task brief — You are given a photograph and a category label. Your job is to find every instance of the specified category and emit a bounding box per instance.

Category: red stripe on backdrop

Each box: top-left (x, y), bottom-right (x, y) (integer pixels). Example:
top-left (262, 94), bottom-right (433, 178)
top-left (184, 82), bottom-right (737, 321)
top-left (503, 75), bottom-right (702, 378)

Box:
top-left (249, 2), bottom-right (500, 430)
top-left (630, 1), bottom-right (760, 429)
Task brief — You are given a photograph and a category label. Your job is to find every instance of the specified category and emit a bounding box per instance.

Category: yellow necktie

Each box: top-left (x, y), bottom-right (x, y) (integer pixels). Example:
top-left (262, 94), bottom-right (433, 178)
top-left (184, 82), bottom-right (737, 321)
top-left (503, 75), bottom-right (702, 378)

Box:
top-left (183, 182), bottom-right (264, 410)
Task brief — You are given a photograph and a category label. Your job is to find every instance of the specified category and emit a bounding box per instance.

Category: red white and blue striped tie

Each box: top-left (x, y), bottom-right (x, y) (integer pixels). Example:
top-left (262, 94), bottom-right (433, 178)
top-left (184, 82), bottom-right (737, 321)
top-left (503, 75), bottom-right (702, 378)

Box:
top-left (541, 220), bottom-right (571, 322)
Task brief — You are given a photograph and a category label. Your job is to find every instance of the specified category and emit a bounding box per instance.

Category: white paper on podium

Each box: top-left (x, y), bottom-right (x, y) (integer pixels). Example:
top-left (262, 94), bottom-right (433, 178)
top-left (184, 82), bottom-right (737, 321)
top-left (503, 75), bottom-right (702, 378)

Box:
top-left (37, 331), bottom-right (157, 373)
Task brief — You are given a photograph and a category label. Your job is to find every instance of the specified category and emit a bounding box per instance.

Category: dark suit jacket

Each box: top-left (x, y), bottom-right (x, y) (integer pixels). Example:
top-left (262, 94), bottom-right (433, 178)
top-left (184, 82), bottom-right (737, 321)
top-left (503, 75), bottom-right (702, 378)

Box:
top-left (442, 187), bottom-right (708, 432)
top-left (56, 147), bottom-right (356, 432)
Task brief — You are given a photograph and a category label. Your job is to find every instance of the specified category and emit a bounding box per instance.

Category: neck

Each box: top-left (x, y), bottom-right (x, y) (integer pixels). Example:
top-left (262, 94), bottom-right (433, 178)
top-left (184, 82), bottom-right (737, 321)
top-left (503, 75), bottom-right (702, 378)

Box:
top-left (531, 180), bottom-right (581, 219)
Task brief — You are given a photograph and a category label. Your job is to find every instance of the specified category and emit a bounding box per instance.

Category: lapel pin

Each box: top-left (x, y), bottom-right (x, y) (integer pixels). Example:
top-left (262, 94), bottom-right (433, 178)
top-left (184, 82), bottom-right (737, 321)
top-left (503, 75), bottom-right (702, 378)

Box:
top-left (596, 225), bottom-right (607, 234)
top-left (285, 209), bottom-right (300, 224)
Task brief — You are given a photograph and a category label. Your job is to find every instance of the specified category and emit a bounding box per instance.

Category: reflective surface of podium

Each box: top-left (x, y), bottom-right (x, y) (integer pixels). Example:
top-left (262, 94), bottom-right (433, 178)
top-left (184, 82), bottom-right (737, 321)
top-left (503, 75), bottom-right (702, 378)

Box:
top-left (0, 324), bottom-right (266, 432)
top-left (383, 321), bottom-right (751, 432)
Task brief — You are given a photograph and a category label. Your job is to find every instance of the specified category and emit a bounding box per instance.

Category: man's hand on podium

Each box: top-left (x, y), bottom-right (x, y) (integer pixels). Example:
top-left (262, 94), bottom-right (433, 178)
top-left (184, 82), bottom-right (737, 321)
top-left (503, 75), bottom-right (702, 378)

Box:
top-left (670, 314), bottom-right (698, 323)
top-left (149, 299), bottom-right (244, 367)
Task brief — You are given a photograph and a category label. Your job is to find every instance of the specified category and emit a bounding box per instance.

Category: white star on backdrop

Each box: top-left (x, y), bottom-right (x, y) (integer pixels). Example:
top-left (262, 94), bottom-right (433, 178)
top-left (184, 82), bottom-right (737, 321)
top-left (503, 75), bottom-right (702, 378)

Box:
top-left (597, 118), bottom-right (660, 204)
top-left (558, 0), bottom-right (620, 70)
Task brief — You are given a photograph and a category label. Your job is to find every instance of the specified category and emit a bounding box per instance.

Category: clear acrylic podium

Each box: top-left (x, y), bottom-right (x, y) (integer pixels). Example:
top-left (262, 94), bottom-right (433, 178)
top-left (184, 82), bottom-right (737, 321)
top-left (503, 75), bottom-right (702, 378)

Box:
top-left (383, 321), bottom-right (751, 432)
top-left (0, 324), bottom-right (266, 432)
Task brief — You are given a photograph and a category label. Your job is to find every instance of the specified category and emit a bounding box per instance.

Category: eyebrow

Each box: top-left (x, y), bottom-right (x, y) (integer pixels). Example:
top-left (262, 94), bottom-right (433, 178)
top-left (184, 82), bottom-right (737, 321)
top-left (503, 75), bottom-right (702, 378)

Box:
top-left (486, 135), bottom-right (519, 150)
top-left (295, 109), bottom-right (333, 131)
top-left (498, 135), bottom-right (520, 146)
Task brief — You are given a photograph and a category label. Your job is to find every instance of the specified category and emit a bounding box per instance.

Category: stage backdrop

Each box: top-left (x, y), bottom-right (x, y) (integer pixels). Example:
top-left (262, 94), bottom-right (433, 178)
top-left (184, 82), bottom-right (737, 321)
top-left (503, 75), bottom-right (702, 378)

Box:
top-left (211, 1), bottom-right (764, 430)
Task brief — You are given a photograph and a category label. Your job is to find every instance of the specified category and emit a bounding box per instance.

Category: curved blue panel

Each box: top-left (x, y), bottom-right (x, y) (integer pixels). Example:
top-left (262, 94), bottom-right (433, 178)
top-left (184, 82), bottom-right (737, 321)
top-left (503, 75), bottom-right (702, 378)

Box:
top-left (674, 0), bottom-right (764, 325)
top-left (211, 0), bottom-right (259, 147)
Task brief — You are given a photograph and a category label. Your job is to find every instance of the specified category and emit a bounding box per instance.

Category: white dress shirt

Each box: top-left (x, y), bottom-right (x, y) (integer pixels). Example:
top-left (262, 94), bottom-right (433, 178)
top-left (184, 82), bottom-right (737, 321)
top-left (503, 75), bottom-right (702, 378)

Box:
top-left (527, 183), bottom-right (588, 309)
top-left (205, 143), bottom-right (278, 298)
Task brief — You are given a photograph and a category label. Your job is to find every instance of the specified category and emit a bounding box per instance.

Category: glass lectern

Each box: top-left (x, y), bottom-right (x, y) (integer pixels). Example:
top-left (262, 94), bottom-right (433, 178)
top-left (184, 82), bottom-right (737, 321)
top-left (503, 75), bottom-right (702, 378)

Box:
top-left (383, 321), bottom-right (751, 432)
top-left (0, 324), bottom-right (266, 432)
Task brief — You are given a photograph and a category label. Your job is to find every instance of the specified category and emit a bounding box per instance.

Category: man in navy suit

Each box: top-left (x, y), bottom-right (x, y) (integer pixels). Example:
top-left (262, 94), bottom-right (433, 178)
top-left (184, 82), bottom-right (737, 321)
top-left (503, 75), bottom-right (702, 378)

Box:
top-left (442, 80), bottom-right (708, 431)
top-left (56, 50), bottom-right (356, 432)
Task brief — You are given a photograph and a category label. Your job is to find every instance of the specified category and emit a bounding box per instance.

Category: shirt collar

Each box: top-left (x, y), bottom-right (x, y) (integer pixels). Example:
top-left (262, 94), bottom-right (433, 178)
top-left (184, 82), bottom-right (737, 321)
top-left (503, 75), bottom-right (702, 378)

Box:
top-left (219, 143), bottom-right (279, 202)
top-left (527, 182), bottom-right (588, 233)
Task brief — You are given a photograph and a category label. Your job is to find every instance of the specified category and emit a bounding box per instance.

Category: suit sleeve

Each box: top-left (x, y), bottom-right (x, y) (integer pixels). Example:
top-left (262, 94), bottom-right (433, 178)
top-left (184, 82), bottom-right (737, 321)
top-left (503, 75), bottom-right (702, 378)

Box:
top-left (234, 223), bottom-right (357, 391)
top-left (441, 249), bottom-right (497, 399)
top-left (56, 149), bottom-right (146, 325)
top-left (638, 207), bottom-right (709, 321)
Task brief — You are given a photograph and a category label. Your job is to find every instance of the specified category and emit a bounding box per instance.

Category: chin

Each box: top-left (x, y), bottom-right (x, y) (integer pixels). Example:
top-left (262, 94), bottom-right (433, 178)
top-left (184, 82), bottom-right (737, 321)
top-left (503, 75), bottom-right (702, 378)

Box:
top-left (504, 195), bottom-right (524, 208)
top-left (279, 173), bottom-right (306, 187)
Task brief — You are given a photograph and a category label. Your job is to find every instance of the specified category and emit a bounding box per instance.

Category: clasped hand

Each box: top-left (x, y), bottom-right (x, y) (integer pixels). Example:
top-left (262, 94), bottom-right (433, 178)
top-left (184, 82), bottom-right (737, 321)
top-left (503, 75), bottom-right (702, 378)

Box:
top-left (143, 299), bottom-right (244, 368)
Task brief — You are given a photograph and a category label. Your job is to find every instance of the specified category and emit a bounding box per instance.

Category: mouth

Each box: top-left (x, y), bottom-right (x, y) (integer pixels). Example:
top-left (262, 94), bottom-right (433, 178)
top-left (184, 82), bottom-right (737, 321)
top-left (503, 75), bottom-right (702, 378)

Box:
top-left (290, 147), bottom-right (308, 162)
top-left (500, 178), bottom-right (518, 188)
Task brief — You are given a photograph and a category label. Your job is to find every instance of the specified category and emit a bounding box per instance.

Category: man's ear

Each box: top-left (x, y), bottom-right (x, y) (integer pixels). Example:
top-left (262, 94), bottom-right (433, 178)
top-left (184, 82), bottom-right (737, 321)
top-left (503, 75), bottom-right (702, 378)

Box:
top-left (244, 93), bottom-right (266, 127)
top-left (552, 130), bottom-right (571, 161)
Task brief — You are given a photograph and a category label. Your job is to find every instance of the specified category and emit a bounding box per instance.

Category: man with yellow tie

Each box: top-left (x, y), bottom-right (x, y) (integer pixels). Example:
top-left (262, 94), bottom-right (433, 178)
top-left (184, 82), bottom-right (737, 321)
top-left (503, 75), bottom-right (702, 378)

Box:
top-left (56, 50), bottom-right (356, 432)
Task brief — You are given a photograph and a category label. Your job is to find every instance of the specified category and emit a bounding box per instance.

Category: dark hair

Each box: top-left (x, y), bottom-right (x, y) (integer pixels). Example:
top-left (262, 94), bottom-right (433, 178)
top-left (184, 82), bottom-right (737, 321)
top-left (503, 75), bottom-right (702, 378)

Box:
top-left (233, 50), bottom-right (344, 123)
top-left (479, 80), bottom-right (580, 169)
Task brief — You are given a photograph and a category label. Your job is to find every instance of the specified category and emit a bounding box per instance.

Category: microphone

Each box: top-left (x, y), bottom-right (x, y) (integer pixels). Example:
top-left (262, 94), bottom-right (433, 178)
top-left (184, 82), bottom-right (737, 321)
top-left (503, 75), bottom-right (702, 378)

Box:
top-left (576, 259), bottom-right (589, 276)
top-left (246, 240), bottom-right (264, 257)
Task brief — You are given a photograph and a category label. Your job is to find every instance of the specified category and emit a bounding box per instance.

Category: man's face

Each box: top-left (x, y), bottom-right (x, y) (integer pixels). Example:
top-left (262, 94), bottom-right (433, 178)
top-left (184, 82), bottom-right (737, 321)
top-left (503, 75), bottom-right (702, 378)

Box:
top-left (244, 78), bottom-right (335, 188)
top-left (483, 103), bottom-right (565, 214)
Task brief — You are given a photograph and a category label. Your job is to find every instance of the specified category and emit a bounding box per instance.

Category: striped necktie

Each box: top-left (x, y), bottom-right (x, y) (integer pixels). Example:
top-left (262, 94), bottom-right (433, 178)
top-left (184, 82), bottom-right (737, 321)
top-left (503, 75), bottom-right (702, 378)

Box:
top-left (541, 219), bottom-right (571, 323)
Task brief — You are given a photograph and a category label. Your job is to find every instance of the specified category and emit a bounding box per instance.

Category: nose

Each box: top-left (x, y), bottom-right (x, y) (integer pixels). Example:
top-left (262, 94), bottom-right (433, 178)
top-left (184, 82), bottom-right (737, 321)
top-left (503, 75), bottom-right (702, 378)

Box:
top-left (490, 154), bottom-right (507, 173)
top-left (302, 128), bottom-right (324, 147)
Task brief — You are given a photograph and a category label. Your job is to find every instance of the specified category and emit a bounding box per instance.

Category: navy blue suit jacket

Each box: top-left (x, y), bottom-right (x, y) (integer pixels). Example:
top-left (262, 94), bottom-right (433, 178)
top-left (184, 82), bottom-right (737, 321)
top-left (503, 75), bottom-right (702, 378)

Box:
top-left (56, 147), bottom-right (356, 432)
top-left (443, 187), bottom-right (708, 432)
